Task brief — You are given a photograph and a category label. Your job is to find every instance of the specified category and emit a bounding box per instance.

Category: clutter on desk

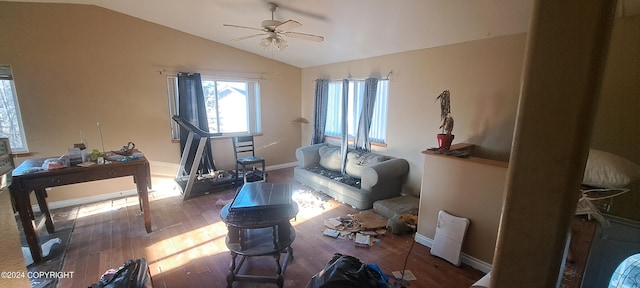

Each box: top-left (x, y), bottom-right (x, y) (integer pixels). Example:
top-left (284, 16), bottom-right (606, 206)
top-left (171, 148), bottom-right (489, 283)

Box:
top-left (112, 142), bottom-right (136, 156)
top-left (42, 158), bottom-right (66, 170)
top-left (89, 149), bottom-right (106, 161)
top-left (106, 151), bottom-right (144, 162)
top-left (68, 146), bottom-right (89, 166)
top-left (37, 142), bottom-right (145, 170)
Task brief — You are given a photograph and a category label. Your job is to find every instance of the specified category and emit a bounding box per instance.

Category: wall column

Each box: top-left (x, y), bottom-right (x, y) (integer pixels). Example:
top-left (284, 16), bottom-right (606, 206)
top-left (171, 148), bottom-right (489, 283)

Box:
top-left (492, 1), bottom-right (617, 287)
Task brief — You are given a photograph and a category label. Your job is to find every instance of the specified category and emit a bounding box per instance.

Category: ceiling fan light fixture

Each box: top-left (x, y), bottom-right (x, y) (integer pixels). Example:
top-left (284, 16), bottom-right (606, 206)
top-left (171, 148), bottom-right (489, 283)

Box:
top-left (259, 33), bottom-right (287, 51)
top-left (260, 37), bottom-right (273, 49)
top-left (274, 36), bottom-right (287, 51)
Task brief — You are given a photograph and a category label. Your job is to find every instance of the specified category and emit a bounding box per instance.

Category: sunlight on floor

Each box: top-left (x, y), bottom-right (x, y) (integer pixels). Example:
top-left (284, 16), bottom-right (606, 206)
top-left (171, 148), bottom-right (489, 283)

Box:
top-left (145, 221), bottom-right (229, 274)
top-left (149, 178), bottom-right (183, 201)
top-left (144, 186), bottom-right (339, 276)
top-left (76, 196), bottom-right (139, 218)
top-left (75, 178), bottom-right (182, 219)
top-left (291, 188), bottom-right (339, 221)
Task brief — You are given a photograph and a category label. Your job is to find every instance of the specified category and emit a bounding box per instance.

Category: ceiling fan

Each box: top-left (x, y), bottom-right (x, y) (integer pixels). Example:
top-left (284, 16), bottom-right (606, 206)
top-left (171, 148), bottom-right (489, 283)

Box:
top-left (223, 2), bottom-right (324, 51)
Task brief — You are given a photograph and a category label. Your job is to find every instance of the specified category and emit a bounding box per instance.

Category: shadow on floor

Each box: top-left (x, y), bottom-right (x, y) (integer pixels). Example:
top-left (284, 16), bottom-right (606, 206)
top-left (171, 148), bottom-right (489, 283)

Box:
top-left (17, 206), bottom-right (78, 288)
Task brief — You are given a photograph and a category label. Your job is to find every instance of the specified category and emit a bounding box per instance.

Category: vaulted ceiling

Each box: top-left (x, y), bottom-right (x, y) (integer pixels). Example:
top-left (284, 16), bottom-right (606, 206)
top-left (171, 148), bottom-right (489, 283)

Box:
top-left (6, 0), bottom-right (640, 68)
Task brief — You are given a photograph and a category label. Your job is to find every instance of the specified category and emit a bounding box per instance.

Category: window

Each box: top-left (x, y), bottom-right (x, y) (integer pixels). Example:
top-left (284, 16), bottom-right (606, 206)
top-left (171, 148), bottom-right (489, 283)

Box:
top-left (325, 79), bottom-right (389, 144)
top-left (0, 66), bottom-right (28, 153)
top-left (167, 76), bottom-right (261, 140)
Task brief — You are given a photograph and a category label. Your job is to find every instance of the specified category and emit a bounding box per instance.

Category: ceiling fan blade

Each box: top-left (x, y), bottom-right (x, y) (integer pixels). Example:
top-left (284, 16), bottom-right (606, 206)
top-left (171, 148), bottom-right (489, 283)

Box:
top-left (223, 24), bottom-right (265, 32)
top-left (283, 32), bottom-right (324, 42)
top-left (232, 33), bottom-right (267, 41)
top-left (275, 20), bottom-right (301, 32)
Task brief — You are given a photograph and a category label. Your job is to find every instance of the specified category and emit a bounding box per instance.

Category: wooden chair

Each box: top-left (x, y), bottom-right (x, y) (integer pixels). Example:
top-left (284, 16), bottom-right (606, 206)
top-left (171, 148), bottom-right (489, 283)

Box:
top-left (232, 135), bottom-right (266, 186)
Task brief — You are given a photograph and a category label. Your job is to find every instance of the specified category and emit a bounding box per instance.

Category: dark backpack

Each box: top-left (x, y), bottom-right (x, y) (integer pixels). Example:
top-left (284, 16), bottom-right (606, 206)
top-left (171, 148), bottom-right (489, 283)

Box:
top-left (307, 253), bottom-right (389, 288)
top-left (90, 258), bottom-right (152, 288)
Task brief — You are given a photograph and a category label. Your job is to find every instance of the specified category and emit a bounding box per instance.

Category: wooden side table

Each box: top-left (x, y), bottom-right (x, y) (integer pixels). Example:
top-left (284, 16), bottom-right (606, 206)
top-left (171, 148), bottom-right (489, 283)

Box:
top-left (10, 157), bottom-right (152, 263)
top-left (220, 183), bottom-right (298, 288)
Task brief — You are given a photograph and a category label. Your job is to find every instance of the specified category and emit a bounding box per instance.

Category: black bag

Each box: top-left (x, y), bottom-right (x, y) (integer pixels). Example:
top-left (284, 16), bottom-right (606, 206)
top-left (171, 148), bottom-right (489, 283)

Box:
top-left (90, 258), bottom-right (152, 288)
top-left (307, 253), bottom-right (389, 288)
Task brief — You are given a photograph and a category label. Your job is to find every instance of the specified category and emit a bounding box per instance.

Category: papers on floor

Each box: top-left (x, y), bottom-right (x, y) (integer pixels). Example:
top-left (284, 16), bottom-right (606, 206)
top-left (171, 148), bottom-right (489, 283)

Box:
top-left (322, 211), bottom-right (388, 246)
top-left (354, 233), bottom-right (372, 247)
top-left (392, 270), bottom-right (417, 281)
top-left (22, 238), bottom-right (61, 266)
top-left (323, 229), bottom-right (340, 238)
top-left (324, 217), bottom-right (342, 229)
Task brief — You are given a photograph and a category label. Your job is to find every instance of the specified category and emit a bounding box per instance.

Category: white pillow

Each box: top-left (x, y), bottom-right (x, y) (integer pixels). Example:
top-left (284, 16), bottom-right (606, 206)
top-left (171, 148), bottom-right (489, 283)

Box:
top-left (583, 149), bottom-right (640, 188)
top-left (318, 146), bottom-right (342, 171)
top-left (345, 152), bottom-right (388, 178)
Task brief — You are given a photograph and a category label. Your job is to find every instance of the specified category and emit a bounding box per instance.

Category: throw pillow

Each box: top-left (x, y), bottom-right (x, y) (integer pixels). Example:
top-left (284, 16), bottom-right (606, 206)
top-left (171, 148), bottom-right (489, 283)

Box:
top-left (318, 146), bottom-right (342, 171)
top-left (345, 151), bottom-right (388, 178)
top-left (583, 149), bottom-right (640, 188)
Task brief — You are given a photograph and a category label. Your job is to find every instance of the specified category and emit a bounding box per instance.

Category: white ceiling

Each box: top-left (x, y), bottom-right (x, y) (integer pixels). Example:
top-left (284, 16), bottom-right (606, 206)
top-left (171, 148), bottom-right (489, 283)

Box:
top-left (6, 0), bottom-right (640, 68)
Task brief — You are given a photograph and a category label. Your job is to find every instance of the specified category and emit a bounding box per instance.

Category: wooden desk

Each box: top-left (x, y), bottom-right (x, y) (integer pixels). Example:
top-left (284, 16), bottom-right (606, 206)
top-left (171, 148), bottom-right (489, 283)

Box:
top-left (10, 157), bottom-right (152, 263)
top-left (220, 183), bottom-right (297, 288)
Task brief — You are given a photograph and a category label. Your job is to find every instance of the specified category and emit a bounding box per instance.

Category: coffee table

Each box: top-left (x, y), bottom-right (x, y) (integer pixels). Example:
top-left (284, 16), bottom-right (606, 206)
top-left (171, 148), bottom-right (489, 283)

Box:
top-left (220, 182), bottom-right (298, 288)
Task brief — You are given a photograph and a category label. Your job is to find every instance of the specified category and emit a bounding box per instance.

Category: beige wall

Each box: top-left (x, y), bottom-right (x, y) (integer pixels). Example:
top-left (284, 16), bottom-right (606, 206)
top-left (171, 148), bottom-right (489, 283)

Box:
top-left (591, 15), bottom-right (640, 221)
top-left (0, 2), bottom-right (301, 202)
top-left (301, 34), bottom-right (527, 196)
top-left (418, 153), bottom-right (507, 264)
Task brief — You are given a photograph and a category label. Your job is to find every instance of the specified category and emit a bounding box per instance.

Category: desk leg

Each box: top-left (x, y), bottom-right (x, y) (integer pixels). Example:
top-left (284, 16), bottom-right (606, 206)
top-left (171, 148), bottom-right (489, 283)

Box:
top-left (10, 189), bottom-right (42, 263)
top-left (136, 166), bottom-right (152, 233)
top-left (34, 188), bottom-right (55, 234)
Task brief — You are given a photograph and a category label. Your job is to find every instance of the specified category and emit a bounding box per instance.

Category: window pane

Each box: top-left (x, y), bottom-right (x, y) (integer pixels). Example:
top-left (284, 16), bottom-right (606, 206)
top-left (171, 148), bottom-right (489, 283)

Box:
top-left (324, 79), bottom-right (388, 144)
top-left (369, 80), bottom-right (388, 143)
top-left (349, 81), bottom-right (364, 137)
top-left (169, 77), bottom-right (259, 139)
top-left (0, 77), bottom-right (28, 152)
top-left (325, 81), bottom-right (343, 136)
top-left (216, 81), bottom-right (248, 133)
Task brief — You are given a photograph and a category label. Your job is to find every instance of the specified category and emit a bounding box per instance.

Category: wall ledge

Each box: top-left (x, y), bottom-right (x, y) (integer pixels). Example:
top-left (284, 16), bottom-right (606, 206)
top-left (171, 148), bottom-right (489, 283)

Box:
top-left (422, 143), bottom-right (509, 168)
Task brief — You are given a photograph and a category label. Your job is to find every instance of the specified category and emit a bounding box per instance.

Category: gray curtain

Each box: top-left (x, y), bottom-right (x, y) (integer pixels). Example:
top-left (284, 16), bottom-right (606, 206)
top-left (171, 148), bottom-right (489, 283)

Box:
top-left (353, 78), bottom-right (379, 151)
top-left (177, 72), bottom-right (216, 174)
top-left (311, 79), bottom-right (329, 145)
top-left (340, 79), bottom-right (349, 175)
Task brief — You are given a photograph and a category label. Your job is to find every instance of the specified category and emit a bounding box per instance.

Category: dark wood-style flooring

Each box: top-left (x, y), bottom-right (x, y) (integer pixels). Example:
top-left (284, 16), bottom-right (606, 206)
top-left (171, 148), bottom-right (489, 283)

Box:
top-left (53, 167), bottom-right (485, 287)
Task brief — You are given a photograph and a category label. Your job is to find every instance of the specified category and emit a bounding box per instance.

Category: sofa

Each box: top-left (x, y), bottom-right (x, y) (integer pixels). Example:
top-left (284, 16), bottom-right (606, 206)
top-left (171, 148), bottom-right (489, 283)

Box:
top-left (294, 143), bottom-right (409, 210)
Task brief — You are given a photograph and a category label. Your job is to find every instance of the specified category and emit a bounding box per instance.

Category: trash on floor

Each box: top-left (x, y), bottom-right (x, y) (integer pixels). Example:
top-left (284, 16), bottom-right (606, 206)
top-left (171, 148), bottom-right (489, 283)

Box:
top-left (322, 210), bottom-right (388, 246)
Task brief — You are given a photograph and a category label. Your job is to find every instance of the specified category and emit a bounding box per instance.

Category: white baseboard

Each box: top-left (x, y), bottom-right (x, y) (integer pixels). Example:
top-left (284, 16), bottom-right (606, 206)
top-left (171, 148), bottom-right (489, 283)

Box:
top-left (415, 233), bottom-right (493, 273)
top-left (266, 162), bottom-right (297, 171)
top-left (32, 189), bottom-right (139, 213)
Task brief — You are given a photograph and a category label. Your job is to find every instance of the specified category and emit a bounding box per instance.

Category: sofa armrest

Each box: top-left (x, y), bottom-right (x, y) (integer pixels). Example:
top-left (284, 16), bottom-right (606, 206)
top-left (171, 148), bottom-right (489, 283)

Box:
top-left (360, 158), bottom-right (409, 190)
top-left (295, 143), bottom-right (327, 169)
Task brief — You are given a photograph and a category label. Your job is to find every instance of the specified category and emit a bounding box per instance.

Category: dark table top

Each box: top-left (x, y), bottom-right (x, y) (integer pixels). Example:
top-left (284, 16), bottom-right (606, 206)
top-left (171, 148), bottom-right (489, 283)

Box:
top-left (12, 156), bottom-right (147, 178)
top-left (221, 182), bottom-right (298, 228)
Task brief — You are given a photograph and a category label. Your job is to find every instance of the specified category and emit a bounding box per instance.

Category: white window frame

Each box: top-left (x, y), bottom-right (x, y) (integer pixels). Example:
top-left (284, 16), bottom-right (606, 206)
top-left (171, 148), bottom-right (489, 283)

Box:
top-left (325, 79), bottom-right (389, 144)
top-left (167, 75), bottom-right (261, 140)
top-left (0, 66), bottom-right (29, 153)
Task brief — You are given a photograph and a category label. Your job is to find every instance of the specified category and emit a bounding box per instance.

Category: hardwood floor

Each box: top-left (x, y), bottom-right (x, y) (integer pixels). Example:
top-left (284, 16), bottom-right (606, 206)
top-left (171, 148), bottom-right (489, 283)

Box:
top-left (56, 167), bottom-right (485, 287)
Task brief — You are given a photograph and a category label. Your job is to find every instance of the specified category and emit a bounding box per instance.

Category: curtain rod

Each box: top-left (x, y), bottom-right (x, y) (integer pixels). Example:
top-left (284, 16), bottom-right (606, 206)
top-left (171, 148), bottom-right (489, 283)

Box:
top-left (150, 66), bottom-right (271, 81)
top-left (320, 70), bottom-right (393, 82)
